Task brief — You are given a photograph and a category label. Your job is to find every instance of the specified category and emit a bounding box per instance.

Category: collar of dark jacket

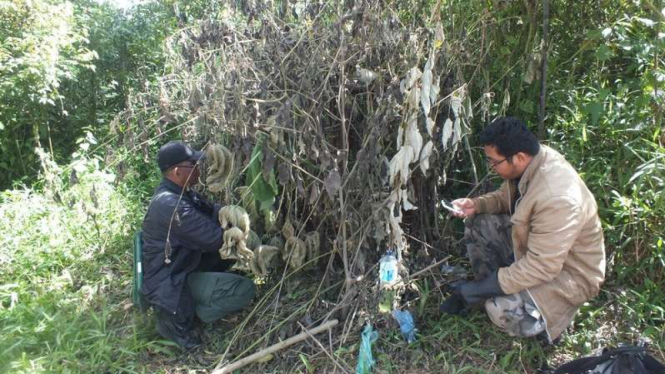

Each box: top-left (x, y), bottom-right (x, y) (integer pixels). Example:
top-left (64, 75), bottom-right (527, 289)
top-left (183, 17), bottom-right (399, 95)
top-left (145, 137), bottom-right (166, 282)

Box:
top-left (517, 144), bottom-right (548, 192)
top-left (161, 178), bottom-right (188, 195)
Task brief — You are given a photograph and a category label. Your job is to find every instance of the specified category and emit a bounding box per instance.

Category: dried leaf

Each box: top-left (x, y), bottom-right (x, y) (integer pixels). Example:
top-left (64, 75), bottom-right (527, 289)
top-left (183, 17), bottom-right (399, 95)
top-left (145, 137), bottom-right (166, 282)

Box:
top-left (421, 60), bottom-right (433, 116)
top-left (403, 67), bottom-right (422, 91)
top-left (434, 25), bottom-right (445, 49)
top-left (404, 116), bottom-right (423, 161)
top-left (357, 67), bottom-right (378, 85)
top-left (319, 150), bottom-right (331, 169)
top-left (453, 118), bottom-right (462, 147)
top-left (465, 95), bottom-right (473, 120)
top-left (206, 144), bottom-right (234, 193)
top-left (402, 189), bottom-right (417, 211)
top-left (407, 85), bottom-right (420, 109)
top-left (451, 95), bottom-right (462, 118)
top-left (295, 171), bottom-right (304, 194)
top-left (379, 156), bottom-right (390, 186)
top-left (388, 207), bottom-right (403, 246)
top-left (282, 218), bottom-right (295, 239)
top-left (356, 148), bottom-right (367, 163)
top-left (503, 88), bottom-right (511, 109)
top-left (297, 136), bottom-right (307, 156)
top-left (277, 163), bottom-right (291, 186)
top-left (430, 76), bottom-right (440, 105)
top-left (450, 85), bottom-right (466, 119)
top-left (308, 183), bottom-right (319, 205)
top-left (389, 146), bottom-right (413, 188)
top-left (441, 118), bottom-right (453, 150)
top-left (218, 205), bottom-right (250, 235)
top-left (324, 170), bottom-right (342, 199)
top-left (426, 117), bottom-right (435, 137)
top-left (419, 140), bottom-right (434, 175)
top-left (397, 125), bottom-right (404, 150)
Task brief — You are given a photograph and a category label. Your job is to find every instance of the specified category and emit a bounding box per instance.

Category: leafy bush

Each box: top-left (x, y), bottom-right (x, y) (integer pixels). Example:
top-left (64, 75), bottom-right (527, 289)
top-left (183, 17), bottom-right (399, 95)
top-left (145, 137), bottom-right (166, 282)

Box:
top-left (0, 141), bottom-right (154, 373)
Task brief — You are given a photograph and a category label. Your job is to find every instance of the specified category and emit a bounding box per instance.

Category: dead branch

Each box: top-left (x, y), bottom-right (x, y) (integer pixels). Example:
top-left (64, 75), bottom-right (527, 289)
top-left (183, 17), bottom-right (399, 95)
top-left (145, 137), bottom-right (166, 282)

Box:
top-left (212, 319), bottom-right (339, 374)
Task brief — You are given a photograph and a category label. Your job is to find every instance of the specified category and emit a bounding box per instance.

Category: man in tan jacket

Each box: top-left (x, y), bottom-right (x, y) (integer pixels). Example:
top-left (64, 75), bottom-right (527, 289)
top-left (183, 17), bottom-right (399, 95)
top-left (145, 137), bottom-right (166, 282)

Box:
top-left (440, 117), bottom-right (605, 343)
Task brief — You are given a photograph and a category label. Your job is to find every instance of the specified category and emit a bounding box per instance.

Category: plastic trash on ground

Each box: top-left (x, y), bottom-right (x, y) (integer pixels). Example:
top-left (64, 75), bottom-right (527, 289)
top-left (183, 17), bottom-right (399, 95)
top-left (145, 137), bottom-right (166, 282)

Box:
top-left (356, 323), bottom-right (379, 374)
top-left (391, 309), bottom-right (417, 343)
top-left (379, 250), bottom-right (401, 288)
top-left (378, 250), bottom-right (402, 313)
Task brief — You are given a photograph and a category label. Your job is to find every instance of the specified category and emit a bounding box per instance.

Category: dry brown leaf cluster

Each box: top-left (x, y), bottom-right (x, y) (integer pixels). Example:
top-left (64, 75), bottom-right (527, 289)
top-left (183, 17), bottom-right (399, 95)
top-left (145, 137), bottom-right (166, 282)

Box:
top-left (119, 1), bottom-right (500, 366)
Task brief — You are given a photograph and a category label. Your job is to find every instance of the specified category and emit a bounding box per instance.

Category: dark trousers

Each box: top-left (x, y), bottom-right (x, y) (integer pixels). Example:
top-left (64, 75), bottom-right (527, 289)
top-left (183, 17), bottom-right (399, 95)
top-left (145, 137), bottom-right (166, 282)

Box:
top-left (155, 253), bottom-right (254, 347)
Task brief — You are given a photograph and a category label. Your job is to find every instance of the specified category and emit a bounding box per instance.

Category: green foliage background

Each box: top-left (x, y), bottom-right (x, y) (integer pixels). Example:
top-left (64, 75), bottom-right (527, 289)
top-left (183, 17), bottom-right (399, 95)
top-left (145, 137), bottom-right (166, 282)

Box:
top-left (0, 0), bottom-right (663, 372)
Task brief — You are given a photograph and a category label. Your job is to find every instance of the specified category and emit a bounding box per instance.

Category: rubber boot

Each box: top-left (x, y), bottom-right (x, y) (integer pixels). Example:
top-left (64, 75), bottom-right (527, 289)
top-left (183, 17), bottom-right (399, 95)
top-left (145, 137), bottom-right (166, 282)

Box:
top-left (155, 308), bottom-right (201, 350)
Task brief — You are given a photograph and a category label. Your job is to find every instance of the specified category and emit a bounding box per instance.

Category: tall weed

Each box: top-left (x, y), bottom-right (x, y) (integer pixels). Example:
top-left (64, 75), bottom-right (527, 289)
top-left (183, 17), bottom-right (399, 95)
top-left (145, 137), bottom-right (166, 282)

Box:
top-left (548, 10), bottom-right (664, 328)
top-left (0, 142), bottom-right (151, 373)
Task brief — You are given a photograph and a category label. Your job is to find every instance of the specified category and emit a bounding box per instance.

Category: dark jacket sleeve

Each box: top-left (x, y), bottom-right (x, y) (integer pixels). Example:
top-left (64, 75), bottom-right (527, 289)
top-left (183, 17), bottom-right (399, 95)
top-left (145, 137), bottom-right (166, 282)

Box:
top-left (171, 200), bottom-right (223, 252)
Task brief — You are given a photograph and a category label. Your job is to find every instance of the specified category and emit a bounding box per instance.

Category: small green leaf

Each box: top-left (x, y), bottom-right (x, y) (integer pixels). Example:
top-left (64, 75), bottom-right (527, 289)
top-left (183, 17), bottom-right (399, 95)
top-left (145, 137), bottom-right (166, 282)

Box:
top-left (583, 102), bottom-right (603, 125)
top-left (595, 44), bottom-right (614, 61)
top-left (246, 136), bottom-right (278, 211)
top-left (298, 353), bottom-right (313, 372)
top-left (518, 100), bottom-right (534, 114)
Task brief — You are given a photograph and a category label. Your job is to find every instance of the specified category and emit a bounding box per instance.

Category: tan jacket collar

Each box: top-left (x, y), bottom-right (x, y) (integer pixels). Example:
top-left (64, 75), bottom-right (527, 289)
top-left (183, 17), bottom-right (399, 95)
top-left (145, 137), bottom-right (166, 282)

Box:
top-left (517, 145), bottom-right (546, 192)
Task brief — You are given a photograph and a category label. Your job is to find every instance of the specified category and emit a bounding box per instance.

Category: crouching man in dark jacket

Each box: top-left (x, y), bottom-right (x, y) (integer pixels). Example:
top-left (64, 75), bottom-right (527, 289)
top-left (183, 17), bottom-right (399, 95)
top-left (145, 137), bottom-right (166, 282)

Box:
top-left (141, 140), bottom-right (255, 349)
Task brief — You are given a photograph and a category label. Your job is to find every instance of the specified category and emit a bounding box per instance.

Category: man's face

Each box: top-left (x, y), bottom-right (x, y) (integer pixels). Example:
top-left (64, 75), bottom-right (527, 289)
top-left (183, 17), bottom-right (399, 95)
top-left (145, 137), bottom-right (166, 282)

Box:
top-left (484, 145), bottom-right (525, 180)
top-left (173, 161), bottom-right (201, 188)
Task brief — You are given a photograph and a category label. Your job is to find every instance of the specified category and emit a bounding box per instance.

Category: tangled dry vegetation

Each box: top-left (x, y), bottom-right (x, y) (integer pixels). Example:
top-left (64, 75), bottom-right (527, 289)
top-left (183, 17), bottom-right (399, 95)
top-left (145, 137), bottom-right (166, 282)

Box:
top-left (120, 1), bottom-right (504, 370)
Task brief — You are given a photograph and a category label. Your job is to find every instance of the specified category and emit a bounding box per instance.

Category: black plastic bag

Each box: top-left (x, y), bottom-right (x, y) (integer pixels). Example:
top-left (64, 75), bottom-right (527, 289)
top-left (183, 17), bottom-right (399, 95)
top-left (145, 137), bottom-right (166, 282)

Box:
top-left (554, 346), bottom-right (665, 374)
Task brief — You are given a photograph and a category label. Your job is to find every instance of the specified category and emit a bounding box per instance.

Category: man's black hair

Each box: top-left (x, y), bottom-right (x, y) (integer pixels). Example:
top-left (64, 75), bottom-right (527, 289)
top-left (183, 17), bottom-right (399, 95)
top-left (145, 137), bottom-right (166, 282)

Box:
top-left (478, 117), bottom-right (540, 157)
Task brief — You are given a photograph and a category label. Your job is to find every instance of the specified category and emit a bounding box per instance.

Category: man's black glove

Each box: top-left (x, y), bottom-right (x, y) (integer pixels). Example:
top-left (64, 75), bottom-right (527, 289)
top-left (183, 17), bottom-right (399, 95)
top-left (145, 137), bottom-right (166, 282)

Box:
top-left (439, 289), bottom-right (467, 315)
top-left (440, 271), bottom-right (506, 315)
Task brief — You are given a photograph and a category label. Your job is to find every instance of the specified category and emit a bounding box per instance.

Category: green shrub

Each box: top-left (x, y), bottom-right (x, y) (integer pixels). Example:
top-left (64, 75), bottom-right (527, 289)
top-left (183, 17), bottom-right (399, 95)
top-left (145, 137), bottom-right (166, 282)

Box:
top-left (0, 141), bottom-right (151, 373)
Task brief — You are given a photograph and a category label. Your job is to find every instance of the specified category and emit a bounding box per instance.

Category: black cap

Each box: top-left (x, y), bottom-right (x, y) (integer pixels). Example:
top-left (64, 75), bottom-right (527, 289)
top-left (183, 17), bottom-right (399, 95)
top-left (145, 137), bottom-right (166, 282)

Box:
top-left (157, 141), bottom-right (205, 172)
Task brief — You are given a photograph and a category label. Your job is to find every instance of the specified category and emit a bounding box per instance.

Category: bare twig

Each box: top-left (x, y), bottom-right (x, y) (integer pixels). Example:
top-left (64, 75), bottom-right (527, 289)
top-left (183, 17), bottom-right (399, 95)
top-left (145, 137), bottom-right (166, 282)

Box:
top-left (297, 322), bottom-right (352, 374)
top-left (213, 320), bottom-right (339, 374)
top-left (407, 256), bottom-right (451, 280)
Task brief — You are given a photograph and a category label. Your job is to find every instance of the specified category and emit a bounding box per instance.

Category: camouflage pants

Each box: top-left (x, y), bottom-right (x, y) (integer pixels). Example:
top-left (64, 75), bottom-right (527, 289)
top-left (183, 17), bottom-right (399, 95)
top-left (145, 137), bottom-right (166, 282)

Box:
top-left (464, 214), bottom-right (546, 338)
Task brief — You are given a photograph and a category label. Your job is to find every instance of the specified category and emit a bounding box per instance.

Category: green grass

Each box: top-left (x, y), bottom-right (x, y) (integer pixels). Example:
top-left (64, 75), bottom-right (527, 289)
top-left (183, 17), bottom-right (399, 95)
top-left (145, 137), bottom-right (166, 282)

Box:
top-left (0, 155), bottom-right (158, 373)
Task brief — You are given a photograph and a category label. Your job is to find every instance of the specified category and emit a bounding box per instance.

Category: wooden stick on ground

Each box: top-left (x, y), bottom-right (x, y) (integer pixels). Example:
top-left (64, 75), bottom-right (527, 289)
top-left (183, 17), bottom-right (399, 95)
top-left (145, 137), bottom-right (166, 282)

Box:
top-left (212, 319), bottom-right (339, 374)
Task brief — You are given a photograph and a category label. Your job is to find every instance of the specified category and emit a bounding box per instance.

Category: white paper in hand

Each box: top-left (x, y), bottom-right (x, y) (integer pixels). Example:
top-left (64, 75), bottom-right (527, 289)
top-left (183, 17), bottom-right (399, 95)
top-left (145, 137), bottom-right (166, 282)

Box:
top-left (441, 200), bottom-right (463, 215)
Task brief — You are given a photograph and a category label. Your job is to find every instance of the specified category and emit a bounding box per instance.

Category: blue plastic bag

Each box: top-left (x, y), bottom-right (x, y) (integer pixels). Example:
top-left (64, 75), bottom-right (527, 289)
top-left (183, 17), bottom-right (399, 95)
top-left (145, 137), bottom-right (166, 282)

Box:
top-left (356, 323), bottom-right (379, 374)
top-left (391, 309), bottom-right (417, 343)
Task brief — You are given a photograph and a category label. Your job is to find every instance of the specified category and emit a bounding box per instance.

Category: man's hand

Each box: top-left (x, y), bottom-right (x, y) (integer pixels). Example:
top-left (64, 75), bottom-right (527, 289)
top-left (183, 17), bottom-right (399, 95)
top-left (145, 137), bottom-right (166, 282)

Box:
top-left (451, 198), bottom-right (476, 218)
top-left (439, 283), bottom-right (467, 315)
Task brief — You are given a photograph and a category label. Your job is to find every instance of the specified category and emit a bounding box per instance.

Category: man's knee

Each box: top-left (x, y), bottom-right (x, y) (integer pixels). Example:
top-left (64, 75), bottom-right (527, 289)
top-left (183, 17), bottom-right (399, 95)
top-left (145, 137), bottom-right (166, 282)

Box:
top-left (465, 214), bottom-right (513, 277)
top-left (485, 293), bottom-right (546, 338)
top-left (235, 277), bottom-right (256, 304)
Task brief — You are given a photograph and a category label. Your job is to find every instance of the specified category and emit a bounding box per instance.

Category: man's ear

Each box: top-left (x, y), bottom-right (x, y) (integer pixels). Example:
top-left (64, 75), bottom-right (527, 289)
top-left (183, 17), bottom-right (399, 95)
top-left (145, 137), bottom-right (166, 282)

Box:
top-left (164, 168), bottom-right (177, 179)
top-left (512, 152), bottom-right (527, 163)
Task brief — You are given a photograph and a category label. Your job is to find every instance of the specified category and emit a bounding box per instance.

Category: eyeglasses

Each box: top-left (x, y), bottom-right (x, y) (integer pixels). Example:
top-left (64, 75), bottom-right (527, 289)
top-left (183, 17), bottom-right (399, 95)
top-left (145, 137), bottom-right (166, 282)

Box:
top-left (486, 157), bottom-right (509, 167)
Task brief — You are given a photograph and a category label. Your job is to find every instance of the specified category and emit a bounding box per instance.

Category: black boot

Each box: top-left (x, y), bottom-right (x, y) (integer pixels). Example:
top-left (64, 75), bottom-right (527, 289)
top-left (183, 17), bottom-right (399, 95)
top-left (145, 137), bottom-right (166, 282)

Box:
top-left (156, 309), bottom-right (201, 350)
top-left (536, 331), bottom-right (562, 347)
